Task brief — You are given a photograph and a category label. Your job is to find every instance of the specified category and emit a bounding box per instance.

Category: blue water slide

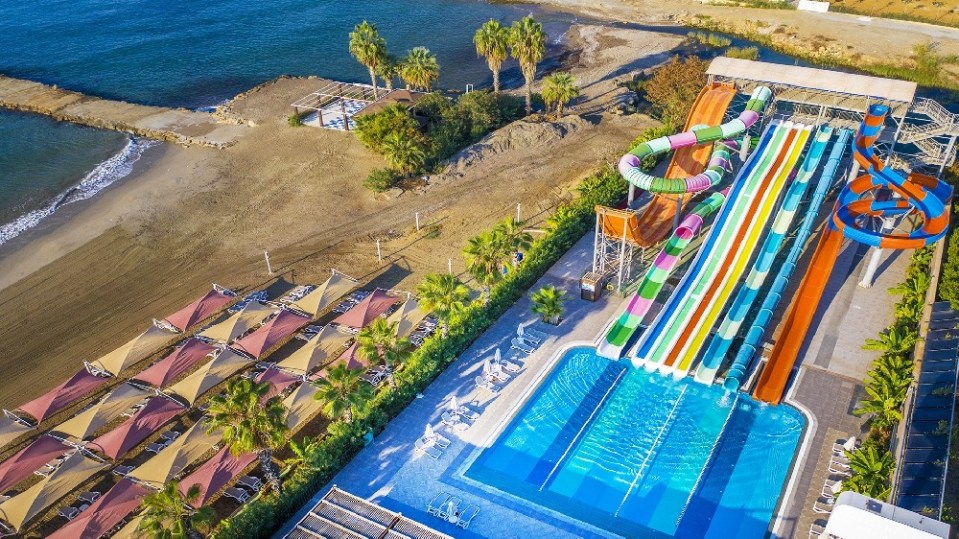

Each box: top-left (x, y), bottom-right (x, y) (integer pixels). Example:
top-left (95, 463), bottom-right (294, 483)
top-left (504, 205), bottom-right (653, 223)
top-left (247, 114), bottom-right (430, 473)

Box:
top-left (695, 125), bottom-right (833, 384)
top-left (722, 128), bottom-right (852, 391)
top-left (630, 121), bottom-right (783, 367)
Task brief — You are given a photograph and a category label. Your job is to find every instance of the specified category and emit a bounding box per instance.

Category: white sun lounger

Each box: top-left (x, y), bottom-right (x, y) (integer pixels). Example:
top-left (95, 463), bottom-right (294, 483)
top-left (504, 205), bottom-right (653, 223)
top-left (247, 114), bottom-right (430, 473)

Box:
top-left (427, 493), bottom-right (449, 516)
top-left (510, 338), bottom-right (535, 354)
top-left (822, 479), bottom-right (843, 499)
top-left (475, 376), bottom-right (499, 394)
top-left (414, 438), bottom-right (442, 459)
top-left (237, 475), bottom-right (262, 492)
top-left (58, 506), bottom-right (81, 520)
top-left (441, 411), bottom-right (469, 431)
top-left (78, 491), bottom-right (101, 504)
top-left (224, 487), bottom-right (251, 503)
top-left (457, 505), bottom-right (480, 529)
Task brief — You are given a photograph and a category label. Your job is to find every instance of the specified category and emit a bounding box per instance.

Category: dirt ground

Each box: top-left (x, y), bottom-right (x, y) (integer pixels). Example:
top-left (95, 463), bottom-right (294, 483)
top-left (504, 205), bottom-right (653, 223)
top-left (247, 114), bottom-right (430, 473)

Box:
top-left (0, 25), bottom-right (673, 409)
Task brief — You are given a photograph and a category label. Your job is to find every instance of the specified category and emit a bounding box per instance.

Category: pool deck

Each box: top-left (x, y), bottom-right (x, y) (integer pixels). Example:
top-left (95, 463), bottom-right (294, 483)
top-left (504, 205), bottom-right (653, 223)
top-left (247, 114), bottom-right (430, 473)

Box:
top-left (277, 231), bottom-right (909, 538)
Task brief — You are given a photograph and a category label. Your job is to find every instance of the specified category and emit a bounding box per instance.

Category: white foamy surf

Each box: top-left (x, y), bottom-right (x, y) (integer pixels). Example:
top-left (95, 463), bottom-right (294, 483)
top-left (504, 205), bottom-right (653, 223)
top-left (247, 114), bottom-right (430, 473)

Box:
top-left (0, 137), bottom-right (158, 246)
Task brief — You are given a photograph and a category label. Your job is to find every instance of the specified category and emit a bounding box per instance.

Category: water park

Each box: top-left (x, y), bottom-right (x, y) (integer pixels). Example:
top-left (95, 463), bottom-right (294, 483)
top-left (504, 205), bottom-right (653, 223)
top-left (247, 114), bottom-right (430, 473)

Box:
top-left (275, 57), bottom-right (959, 538)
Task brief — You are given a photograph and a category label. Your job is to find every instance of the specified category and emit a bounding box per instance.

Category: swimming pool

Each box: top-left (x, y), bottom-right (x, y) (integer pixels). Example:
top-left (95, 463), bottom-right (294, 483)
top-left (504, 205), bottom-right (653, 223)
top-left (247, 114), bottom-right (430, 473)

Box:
top-left (466, 347), bottom-right (804, 538)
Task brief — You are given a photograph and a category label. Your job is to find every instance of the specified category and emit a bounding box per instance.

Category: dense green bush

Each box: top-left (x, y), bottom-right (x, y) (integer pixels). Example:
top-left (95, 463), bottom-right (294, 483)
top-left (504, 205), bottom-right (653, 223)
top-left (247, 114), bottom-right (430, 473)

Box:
top-left (353, 104), bottom-right (420, 152)
top-left (363, 168), bottom-right (399, 193)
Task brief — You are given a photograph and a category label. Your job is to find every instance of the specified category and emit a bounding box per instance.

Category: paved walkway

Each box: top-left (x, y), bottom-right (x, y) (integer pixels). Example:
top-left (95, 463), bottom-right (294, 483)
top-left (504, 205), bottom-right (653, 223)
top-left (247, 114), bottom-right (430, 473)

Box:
top-left (276, 234), bottom-right (630, 538)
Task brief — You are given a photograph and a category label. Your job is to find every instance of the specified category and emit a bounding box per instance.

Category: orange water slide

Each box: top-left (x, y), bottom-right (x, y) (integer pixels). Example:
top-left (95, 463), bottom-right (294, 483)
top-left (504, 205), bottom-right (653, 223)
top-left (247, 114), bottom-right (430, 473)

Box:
top-left (752, 226), bottom-right (844, 403)
top-left (607, 83), bottom-right (737, 247)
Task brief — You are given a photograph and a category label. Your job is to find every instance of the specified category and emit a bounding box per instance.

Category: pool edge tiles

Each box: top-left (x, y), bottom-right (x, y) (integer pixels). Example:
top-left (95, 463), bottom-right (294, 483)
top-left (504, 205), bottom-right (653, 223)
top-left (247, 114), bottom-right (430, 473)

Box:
top-left (463, 347), bottom-right (806, 538)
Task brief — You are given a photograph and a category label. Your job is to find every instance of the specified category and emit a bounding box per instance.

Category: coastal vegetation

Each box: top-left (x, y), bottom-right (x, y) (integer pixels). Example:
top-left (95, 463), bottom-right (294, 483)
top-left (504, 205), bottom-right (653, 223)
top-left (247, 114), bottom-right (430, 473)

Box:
top-left (724, 46), bottom-right (760, 60)
top-left (398, 47), bottom-right (440, 91)
top-left (138, 481), bottom-right (216, 539)
top-left (474, 19), bottom-right (510, 93)
top-left (509, 15), bottom-right (548, 115)
top-left (356, 318), bottom-right (413, 389)
top-left (313, 363), bottom-right (374, 424)
top-left (631, 55), bottom-right (708, 131)
top-left (541, 72), bottom-right (580, 119)
top-left (416, 273), bottom-right (471, 336)
top-left (348, 21), bottom-right (388, 98)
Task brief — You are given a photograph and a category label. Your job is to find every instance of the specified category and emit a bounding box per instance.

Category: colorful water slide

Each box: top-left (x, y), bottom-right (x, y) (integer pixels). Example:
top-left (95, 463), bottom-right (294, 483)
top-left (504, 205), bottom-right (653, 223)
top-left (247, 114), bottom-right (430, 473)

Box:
top-left (694, 126), bottom-right (834, 385)
top-left (596, 188), bottom-right (730, 359)
top-left (664, 123), bottom-right (812, 377)
top-left (630, 120), bottom-right (809, 373)
top-left (721, 128), bottom-right (851, 392)
top-left (614, 83), bottom-right (737, 247)
top-left (753, 106), bottom-right (952, 403)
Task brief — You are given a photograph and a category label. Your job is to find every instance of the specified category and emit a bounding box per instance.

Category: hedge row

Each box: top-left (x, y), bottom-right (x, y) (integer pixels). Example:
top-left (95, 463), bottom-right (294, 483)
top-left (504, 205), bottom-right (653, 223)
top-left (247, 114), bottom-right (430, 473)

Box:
top-left (211, 164), bottom-right (628, 538)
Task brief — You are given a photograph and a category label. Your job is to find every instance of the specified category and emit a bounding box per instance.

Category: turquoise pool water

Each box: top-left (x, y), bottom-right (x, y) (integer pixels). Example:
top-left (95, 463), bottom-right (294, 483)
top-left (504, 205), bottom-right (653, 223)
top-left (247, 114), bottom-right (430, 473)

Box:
top-left (466, 347), bottom-right (804, 538)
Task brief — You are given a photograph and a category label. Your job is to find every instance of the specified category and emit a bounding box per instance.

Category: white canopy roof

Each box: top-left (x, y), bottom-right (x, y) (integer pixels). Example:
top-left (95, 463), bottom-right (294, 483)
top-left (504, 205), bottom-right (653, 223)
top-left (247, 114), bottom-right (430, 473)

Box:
top-left (824, 492), bottom-right (950, 539)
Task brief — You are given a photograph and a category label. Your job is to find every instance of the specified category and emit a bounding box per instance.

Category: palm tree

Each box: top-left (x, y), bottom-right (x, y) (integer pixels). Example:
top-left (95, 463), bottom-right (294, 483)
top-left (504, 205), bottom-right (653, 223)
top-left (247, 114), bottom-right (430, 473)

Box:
top-left (474, 19), bottom-right (510, 93)
top-left (541, 72), bottom-right (579, 118)
top-left (509, 15), bottom-right (547, 115)
top-left (494, 217), bottom-right (532, 253)
top-left (416, 273), bottom-right (471, 336)
top-left (844, 445), bottom-right (895, 500)
top-left (463, 230), bottom-right (507, 303)
top-left (531, 285), bottom-right (566, 325)
top-left (854, 382), bottom-right (905, 429)
top-left (313, 363), bottom-right (374, 423)
top-left (284, 435), bottom-right (322, 478)
top-left (349, 21), bottom-right (388, 99)
top-left (137, 482), bottom-right (216, 539)
top-left (399, 47), bottom-right (440, 91)
top-left (204, 379), bottom-right (289, 495)
top-left (376, 54), bottom-right (400, 91)
top-left (381, 132), bottom-right (426, 177)
top-left (356, 318), bottom-right (412, 388)
top-left (862, 325), bottom-right (917, 356)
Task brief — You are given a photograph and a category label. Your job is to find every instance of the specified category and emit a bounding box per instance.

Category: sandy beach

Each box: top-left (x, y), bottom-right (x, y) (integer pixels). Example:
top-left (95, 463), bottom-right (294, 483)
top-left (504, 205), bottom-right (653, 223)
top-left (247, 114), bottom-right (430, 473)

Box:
top-left (0, 24), bottom-right (680, 408)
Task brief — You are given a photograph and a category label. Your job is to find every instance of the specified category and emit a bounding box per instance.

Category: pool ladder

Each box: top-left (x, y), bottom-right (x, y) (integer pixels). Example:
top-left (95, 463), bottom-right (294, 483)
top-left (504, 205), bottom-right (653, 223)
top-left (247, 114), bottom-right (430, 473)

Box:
top-left (674, 394), bottom-right (739, 526)
top-left (614, 385), bottom-right (688, 517)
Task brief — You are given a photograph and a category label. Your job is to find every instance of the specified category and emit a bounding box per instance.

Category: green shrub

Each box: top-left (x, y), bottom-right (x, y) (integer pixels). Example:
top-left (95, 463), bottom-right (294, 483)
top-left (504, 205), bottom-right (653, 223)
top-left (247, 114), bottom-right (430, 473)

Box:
top-left (353, 104), bottom-right (420, 152)
top-left (363, 168), bottom-right (399, 193)
top-left (287, 113), bottom-right (304, 127)
top-left (725, 46), bottom-right (760, 60)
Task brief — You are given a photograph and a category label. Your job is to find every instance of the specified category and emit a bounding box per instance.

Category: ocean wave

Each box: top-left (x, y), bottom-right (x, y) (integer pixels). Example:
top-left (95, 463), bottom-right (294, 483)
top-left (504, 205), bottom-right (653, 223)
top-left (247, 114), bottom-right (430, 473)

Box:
top-left (0, 138), bottom-right (158, 246)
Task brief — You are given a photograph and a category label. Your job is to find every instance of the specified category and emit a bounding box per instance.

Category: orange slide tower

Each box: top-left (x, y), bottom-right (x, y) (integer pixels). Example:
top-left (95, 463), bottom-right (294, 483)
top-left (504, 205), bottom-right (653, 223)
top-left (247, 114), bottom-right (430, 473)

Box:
top-left (599, 83), bottom-right (737, 247)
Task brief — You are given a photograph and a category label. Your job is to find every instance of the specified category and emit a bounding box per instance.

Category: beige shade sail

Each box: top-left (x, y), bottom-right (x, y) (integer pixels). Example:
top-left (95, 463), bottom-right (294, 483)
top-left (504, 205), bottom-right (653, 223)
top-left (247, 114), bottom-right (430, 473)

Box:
top-left (289, 272), bottom-right (357, 317)
top-left (276, 325), bottom-right (352, 375)
top-left (88, 325), bottom-right (176, 376)
top-left (197, 302), bottom-right (274, 343)
top-left (52, 384), bottom-right (149, 441)
top-left (111, 514), bottom-right (144, 538)
top-left (386, 297), bottom-right (427, 338)
top-left (0, 415), bottom-right (32, 450)
top-left (0, 452), bottom-right (108, 531)
top-left (167, 349), bottom-right (251, 405)
top-left (128, 420), bottom-right (221, 487)
top-left (283, 382), bottom-right (324, 433)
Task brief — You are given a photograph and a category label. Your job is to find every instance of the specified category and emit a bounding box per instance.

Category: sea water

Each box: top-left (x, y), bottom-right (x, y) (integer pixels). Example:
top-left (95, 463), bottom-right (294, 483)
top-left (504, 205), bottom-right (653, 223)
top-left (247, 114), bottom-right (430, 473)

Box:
top-left (0, 0), bottom-right (569, 245)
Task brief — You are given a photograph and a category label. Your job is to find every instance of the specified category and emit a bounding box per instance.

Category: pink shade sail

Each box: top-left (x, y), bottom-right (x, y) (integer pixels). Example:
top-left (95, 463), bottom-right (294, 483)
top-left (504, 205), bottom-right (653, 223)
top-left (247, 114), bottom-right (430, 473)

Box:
top-left (331, 290), bottom-right (400, 330)
top-left (133, 339), bottom-right (217, 388)
top-left (255, 367), bottom-right (299, 402)
top-left (18, 370), bottom-right (109, 423)
top-left (179, 447), bottom-right (256, 507)
top-left (232, 310), bottom-right (310, 359)
top-left (0, 435), bottom-right (70, 493)
top-left (48, 478), bottom-right (149, 539)
top-left (164, 288), bottom-right (235, 332)
top-left (89, 398), bottom-right (183, 460)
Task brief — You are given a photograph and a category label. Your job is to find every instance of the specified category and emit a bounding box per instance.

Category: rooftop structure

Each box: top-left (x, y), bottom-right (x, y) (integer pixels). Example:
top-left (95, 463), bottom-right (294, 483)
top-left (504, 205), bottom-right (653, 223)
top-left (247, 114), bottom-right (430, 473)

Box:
top-left (290, 82), bottom-right (425, 131)
top-left (823, 492), bottom-right (950, 539)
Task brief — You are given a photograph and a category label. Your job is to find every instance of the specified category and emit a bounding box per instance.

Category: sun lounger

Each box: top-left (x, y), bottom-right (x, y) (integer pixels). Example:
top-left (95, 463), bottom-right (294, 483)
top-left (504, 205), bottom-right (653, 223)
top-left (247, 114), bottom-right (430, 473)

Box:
top-left (58, 507), bottom-right (81, 520)
top-left (414, 438), bottom-right (442, 459)
top-left (510, 338), bottom-right (535, 354)
top-left (809, 518), bottom-right (827, 537)
top-left (517, 330), bottom-right (542, 346)
top-left (78, 491), bottom-right (101, 504)
top-left (113, 465), bottom-right (135, 476)
top-left (456, 506), bottom-right (480, 529)
top-left (475, 376), bottom-right (500, 394)
top-left (500, 360), bottom-right (522, 374)
top-left (441, 411), bottom-right (469, 431)
top-left (236, 475), bottom-right (263, 492)
top-left (828, 463), bottom-right (851, 476)
top-left (833, 437), bottom-right (858, 455)
top-left (457, 406), bottom-right (480, 422)
top-left (145, 439), bottom-right (171, 454)
top-left (813, 497), bottom-right (834, 514)
top-left (160, 430), bottom-right (181, 442)
top-left (224, 487), bottom-right (251, 503)
top-left (362, 370), bottom-right (384, 385)
top-left (822, 479), bottom-right (843, 499)
top-left (427, 493), bottom-right (449, 516)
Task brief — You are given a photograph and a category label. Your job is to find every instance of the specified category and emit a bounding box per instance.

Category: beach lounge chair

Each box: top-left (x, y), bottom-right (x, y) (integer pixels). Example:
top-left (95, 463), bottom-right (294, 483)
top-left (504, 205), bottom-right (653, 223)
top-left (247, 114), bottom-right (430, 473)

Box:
top-left (809, 518), bottom-right (827, 537)
top-left (828, 462), bottom-right (851, 476)
top-left (457, 506), bottom-right (480, 529)
top-left (441, 411), bottom-right (468, 431)
top-left (500, 360), bottom-right (522, 374)
top-left (457, 405), bottom-right (480, 422)
top-left (362, 369), bottom-right (384, 385)
top-left (833, 437), bottom-right (858, 455)
top-left (475, 375), bottom-right (499, 394)
top-left (78, 491), bottom-right (101, 504)
top-left (430, 432), bottom-right (452, 449)
top-left (236, 476), bottom-right (262, 492)
top-left (414, 438), bottom-right (442, 459)
top-left (822, 479), bottom-right (843, 499)
top-left (427, 493), bottom-right (449, 516)
top-left (113, 465), bottom-right (135, 477)
top-left (813, 498), bottom-right (834, 514)
top-left (58, 506), bottom-right (81, 520)
top-left (510, 338), bottom-right (535, 354)
top-left (224, 487), bottom-right (251, 503)
top-left (517, 328), bottom-right (542, 346)
top-left (160, 430), bottom-right (181, 442)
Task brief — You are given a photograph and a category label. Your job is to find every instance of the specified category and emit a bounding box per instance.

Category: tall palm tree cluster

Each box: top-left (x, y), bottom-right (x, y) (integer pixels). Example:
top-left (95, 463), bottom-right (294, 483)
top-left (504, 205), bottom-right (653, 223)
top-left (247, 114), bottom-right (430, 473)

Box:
top-left (846, 247), bottom-right (932, 500)
top-left (350, 21), bottom-right (439, 93)
top-left (463, 217), bottom-right (533, 302)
